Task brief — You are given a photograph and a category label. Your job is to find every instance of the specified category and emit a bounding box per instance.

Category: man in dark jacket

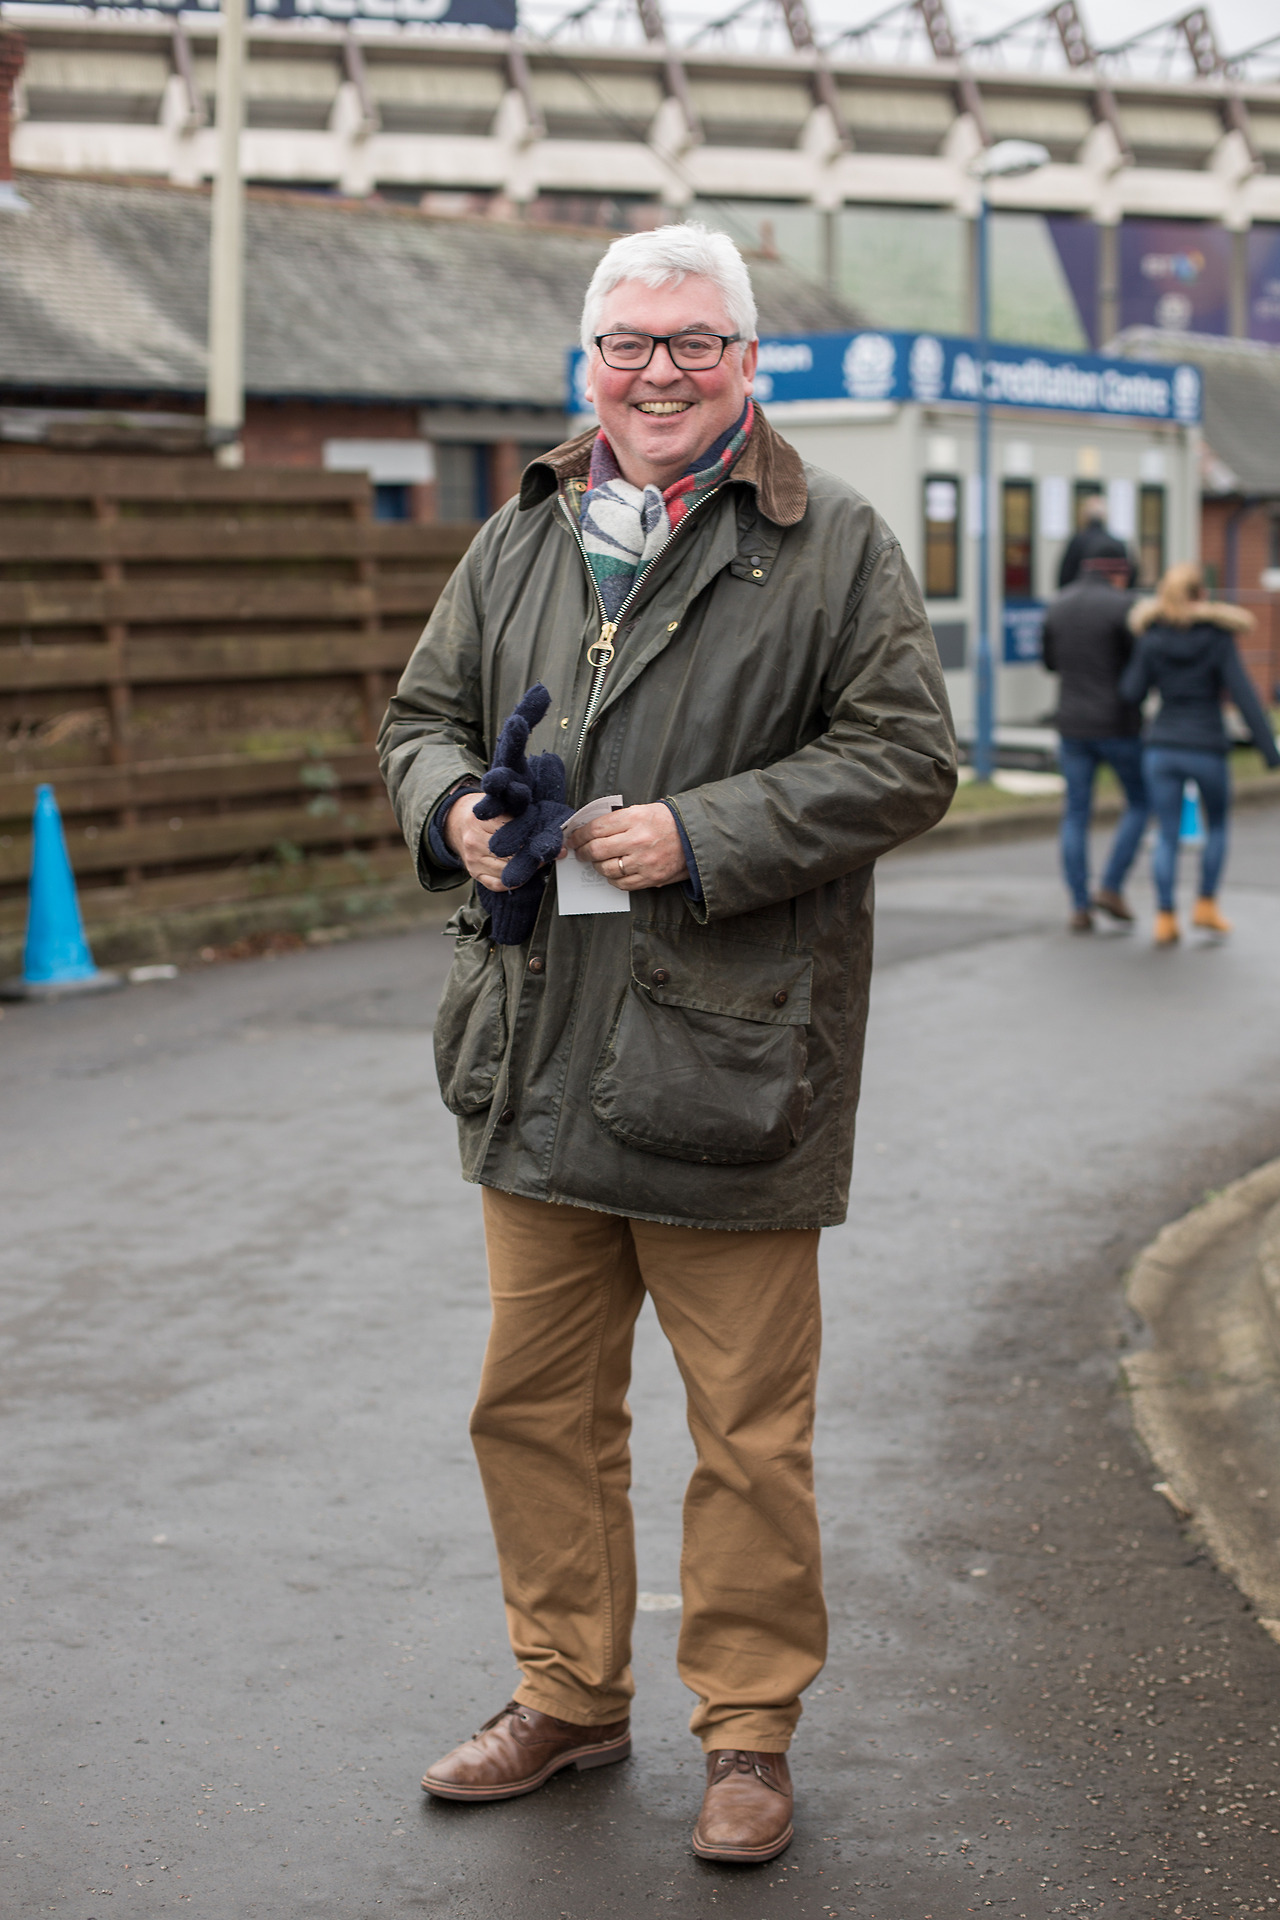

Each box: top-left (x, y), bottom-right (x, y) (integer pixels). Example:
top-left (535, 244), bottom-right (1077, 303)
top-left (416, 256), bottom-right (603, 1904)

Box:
top-left (1057, 493), bottom-right (1135, 589)
top-left (1041, 557), bottom-right (1147, 930)
top-left (379, 223), bottom-right (956, 1864)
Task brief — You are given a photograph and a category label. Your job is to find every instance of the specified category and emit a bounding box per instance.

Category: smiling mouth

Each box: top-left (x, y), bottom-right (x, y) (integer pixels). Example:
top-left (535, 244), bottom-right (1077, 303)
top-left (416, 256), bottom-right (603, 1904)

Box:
top-left (635, 400), bottom-right (694, 415)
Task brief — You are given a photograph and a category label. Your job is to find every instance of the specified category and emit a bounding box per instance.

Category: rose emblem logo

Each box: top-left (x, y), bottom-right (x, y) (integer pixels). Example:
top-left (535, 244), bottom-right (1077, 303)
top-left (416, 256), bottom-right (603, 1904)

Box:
top-left (843, 333), bottom-right (896, 401)
top-left (1172, 365), bottom-right (1200, 423)
top-left (908, 334), bottom-right (944, 401)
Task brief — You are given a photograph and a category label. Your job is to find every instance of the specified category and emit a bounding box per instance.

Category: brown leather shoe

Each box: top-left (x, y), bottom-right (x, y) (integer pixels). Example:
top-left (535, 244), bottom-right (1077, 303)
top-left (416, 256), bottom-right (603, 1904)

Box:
top-left (1092, 888), bottom-right (1134, 924)
top-left (421, 1701), bottom-right (631, 1802)
top-left (692, 1749), bottom-right (794, 1863)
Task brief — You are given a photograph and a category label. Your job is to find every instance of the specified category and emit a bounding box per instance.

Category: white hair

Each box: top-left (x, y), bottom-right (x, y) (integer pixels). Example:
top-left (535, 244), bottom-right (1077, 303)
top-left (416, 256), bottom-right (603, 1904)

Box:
top-left (580, 222), bottom-right (759, 354)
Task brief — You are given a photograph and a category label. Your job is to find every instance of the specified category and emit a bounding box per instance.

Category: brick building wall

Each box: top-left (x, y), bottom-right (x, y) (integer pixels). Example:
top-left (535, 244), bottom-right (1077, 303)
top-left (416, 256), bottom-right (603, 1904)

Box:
top-left (1202, 498), bottom-right (1280, 709)
top-left (240, 398), bottom-right (534, 524)
top-left (241, 398), bottom-right (439, 523)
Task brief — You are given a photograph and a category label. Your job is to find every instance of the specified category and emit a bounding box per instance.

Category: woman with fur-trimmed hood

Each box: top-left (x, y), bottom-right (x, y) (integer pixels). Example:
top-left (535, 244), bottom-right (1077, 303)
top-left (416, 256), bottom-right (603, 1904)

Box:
top-left (1120, 563), bottom-right (1279, 946)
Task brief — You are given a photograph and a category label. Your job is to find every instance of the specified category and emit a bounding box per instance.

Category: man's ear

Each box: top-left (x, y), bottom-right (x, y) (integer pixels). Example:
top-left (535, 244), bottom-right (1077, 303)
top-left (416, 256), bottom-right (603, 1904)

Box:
top-left (583, 353), bottom-right (596, 406)
top-left (741, 337), bottom-right (759, 395)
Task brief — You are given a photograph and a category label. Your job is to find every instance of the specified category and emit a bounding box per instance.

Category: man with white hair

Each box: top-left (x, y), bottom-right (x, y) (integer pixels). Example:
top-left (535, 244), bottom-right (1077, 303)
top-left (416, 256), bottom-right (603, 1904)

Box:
top-left (380, 224), bottom-right (956, 1863)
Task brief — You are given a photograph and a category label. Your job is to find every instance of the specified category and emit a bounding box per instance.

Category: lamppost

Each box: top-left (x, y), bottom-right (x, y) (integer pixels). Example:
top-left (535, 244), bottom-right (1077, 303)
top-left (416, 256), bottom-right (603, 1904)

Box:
top-left (971, 138), bottom-right (1050, 783)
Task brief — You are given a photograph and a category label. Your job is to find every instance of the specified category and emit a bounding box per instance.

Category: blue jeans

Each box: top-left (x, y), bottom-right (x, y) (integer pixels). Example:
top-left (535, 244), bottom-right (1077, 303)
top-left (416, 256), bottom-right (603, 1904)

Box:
top-left (1058, 736), bottom-right (1149, 912)
top-left (1145, 746), bottom-right (1230, 912)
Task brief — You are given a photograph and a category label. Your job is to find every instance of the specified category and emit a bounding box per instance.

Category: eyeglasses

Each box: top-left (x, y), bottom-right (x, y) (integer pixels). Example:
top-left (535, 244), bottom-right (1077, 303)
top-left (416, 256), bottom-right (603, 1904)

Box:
top-left (595, 331), bottom-right (743, 372)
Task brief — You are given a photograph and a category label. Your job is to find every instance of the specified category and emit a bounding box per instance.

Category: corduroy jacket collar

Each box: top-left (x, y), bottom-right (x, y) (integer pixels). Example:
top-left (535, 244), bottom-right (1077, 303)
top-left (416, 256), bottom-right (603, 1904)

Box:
top-left (519, 405), bottom-right (808, 529)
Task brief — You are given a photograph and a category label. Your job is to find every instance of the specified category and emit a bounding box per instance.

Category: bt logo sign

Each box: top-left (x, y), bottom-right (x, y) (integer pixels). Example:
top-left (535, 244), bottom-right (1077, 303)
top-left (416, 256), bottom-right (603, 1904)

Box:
top-left (1140, 250), bottom-right (1205, 284)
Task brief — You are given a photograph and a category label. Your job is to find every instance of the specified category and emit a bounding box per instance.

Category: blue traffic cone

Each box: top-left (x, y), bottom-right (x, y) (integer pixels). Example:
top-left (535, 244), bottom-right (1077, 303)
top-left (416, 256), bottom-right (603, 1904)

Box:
top-left (0, 784), bottom-right (122, 1000)
top-left (1178, 780), bottom-right (1205, 847)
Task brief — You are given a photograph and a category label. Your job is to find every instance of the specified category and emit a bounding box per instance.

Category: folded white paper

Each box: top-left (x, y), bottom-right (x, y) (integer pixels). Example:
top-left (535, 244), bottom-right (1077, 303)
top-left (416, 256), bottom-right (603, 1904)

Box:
top-left (555, 795), bottom-right (632, 917)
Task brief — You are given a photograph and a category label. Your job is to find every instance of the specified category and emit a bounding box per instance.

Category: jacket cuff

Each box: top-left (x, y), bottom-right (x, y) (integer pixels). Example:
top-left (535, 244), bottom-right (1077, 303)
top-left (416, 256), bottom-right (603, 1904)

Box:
top-left (661, 799), bottom-right (703, 904)
top-left (427, 782), bottom-right (482, 871)
top-left (409, 771), bottom-right (484, 891)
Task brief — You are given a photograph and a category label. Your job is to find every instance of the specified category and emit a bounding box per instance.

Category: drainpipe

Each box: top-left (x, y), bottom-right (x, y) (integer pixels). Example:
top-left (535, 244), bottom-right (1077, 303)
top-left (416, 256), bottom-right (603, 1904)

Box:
top-left (1222, 496), bottom-right (1254, 604)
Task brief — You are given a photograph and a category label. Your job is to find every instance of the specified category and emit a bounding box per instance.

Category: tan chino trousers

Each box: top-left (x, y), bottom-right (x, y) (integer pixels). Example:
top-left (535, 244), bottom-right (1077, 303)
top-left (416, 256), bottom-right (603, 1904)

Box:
top-left (471, 1188), bottom-right (827, 1752)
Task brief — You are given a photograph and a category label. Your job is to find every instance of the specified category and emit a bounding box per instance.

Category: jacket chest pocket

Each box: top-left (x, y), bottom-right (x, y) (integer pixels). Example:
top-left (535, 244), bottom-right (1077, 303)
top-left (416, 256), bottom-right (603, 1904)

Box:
top-left (589, 928), bottom-right (813, 1166)
top-left (434, 905), bottom-right (508, 1116)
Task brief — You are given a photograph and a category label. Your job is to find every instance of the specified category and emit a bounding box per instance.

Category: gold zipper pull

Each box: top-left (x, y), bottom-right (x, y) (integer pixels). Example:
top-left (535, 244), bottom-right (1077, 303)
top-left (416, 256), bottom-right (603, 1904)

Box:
top-left (587, 620), bottom-right (617, 668)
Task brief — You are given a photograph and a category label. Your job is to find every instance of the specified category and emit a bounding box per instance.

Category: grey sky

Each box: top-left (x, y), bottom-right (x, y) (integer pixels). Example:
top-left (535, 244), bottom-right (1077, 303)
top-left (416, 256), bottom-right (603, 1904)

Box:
top-left (955, 0), bottom-right (1272, 56)
top-left (526, 0), bottom-right (1275, 63)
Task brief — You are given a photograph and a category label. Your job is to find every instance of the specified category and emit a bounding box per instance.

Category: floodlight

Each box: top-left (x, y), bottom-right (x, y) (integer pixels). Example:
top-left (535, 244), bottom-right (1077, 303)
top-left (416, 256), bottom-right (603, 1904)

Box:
top-left (974, 139), bottom-right (1052, 177)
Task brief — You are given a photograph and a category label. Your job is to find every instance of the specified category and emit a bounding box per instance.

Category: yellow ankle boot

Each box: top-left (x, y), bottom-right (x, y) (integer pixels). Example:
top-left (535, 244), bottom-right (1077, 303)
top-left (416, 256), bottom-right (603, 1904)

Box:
top-left (1192, 898), bottom-right (1232, 934)
top-left (1153, 911), bottom-right (1180, 947)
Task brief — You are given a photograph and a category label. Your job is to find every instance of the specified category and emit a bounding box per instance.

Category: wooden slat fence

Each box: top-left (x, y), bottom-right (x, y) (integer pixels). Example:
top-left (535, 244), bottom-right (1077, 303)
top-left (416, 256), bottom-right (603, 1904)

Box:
top-left (0, 454), bottom-right (475, 937)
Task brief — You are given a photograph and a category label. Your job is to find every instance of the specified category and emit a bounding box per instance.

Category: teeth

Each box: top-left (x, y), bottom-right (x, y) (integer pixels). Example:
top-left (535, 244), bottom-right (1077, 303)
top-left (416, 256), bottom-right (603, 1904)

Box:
top-left (637, 401), bottom-right (692, 414)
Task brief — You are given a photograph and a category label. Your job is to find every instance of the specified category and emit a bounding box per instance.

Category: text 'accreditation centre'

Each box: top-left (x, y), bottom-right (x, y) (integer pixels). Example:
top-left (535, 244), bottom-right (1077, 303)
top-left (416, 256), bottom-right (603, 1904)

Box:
top-left (572, 330), bottom-right (1203, 746)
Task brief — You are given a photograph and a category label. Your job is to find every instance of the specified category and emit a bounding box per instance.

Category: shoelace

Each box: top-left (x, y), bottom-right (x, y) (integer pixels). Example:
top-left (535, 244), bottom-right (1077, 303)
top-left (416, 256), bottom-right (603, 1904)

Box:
top-left (713, 1750), bottom-right (781, 1786)
top-left (476, 1701), bottom-right (526, 1736)
top-left (476, 1702), bottom-right (583, 1739)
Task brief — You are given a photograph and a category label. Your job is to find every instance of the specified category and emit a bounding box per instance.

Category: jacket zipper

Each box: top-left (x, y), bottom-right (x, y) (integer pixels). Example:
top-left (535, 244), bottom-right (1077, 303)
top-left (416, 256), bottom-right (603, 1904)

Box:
top-left (560, 484), bottom-right (723, 772)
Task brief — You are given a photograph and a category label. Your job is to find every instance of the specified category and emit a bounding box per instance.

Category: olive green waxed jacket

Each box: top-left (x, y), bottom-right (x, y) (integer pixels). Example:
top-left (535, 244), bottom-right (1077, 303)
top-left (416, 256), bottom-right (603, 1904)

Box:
top-left (379, 412), bottom-right (956, 1229)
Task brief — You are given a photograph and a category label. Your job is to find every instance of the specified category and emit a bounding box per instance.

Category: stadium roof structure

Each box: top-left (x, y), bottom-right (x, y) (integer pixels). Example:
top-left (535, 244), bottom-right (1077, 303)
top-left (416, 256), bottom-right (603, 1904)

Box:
top-left (4, 0), bottom-right (1279, 231)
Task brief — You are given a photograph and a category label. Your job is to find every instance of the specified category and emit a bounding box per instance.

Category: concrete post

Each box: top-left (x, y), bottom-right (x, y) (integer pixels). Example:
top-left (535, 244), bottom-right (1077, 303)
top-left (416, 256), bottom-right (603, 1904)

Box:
top-left (965, 213), bottom-right (980, 335)
top-left (1097, 220), bottom-right (1119, 349)
top-left (1229, 227), bottom-right (1249, 340)
top-left (207, 0), bottom-right (247, 469)
top-left (1181, 427), bottom-right (1201, 570)
top-left (0, 28), bottom-right (30, 215)
top-left (820, 206), bottom-right (838, 296)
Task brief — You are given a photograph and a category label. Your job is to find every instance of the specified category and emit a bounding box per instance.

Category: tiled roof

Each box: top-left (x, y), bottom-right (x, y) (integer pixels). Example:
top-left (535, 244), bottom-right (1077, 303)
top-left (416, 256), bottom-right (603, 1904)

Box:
top-left (1117, 328), bottom-right (1280, 498)
top-left (0, 174), bottom-right (863, 409)
top-left (1198, 359), bottom-right (1280, 497)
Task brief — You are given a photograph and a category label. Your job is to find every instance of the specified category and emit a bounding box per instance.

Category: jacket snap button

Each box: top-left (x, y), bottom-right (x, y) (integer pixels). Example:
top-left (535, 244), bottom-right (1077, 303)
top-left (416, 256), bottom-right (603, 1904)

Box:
top-left (752, 568), bottom-right (764, 579)
top-left (651, 968), bottom-right (669, 986)
top-left (497, 1106), bottom-right (515, 1125)
top-left (527, 956), bottom-right (544, 973)
top-left (773, 989), bottom-right (789, 1007)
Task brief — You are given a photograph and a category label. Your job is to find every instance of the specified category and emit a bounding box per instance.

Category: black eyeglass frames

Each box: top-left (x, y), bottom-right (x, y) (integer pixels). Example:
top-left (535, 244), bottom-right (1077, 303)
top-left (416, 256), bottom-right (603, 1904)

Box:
top-left (594, 331), bottom-right (744, 372)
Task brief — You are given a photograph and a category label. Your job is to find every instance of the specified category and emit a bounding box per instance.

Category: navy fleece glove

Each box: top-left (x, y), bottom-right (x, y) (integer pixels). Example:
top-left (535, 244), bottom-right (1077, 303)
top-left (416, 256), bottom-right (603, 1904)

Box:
top-left (474, 684), bottom-right (574, 945)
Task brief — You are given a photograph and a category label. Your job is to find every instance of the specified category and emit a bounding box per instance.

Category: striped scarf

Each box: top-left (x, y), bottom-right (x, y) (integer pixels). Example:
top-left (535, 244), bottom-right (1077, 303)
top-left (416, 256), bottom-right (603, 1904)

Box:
top-left (578, 400), bottom-right (753, 622)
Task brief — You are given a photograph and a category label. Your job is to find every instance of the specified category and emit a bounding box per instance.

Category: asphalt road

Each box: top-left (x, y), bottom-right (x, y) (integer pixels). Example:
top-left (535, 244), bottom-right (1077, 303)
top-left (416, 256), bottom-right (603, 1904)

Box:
top-left (4, 812), bottom-right (1280, 1920)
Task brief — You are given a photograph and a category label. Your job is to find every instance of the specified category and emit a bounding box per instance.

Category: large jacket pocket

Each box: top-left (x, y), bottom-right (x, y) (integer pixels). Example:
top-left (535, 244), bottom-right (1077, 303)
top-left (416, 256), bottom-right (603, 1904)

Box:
top-left (589, 927), bottom-right (813, 1165)
top-left (434, 901), bottom-right (508, 1116)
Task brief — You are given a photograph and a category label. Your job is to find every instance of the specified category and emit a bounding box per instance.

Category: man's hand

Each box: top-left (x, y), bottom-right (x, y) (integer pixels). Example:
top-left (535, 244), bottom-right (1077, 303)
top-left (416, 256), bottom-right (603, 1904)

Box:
top-left (564, 802), bottom-right (689, 892)
top-left (445, 792), bottom-right (514, 892)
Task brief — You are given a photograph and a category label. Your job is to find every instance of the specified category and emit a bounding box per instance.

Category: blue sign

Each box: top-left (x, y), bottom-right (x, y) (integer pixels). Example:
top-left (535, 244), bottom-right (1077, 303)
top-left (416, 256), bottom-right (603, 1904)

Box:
top-left (568, 330), bottom-right (1202, 425)
top-left (1003, 600), bottom-right (1047, 665)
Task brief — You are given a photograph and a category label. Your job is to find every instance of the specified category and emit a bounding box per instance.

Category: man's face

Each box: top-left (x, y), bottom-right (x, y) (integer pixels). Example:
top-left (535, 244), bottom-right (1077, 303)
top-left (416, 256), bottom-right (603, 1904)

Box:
top-left (584, 273), bottom-right (758, 492)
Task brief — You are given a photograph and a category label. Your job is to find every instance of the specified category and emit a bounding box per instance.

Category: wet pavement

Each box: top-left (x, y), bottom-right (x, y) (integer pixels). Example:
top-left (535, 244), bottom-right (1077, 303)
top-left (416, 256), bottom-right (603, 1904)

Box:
top-left (3, 810), bottom-right (1280, 1920)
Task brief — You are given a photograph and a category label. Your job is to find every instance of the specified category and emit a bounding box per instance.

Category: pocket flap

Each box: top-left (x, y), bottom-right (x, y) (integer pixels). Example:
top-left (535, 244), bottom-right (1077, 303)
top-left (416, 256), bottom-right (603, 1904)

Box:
top-left (630, 927), bottom-right (812, 1026)
top-left (446, 897), bottom-right (491, 940)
